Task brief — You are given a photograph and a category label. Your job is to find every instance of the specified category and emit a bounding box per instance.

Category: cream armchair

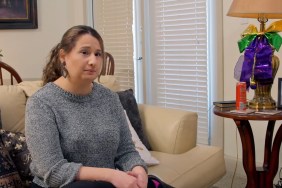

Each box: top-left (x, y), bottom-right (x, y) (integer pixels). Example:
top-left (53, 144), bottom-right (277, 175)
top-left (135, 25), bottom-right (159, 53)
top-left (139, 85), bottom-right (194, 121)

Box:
top-left (138, 104), bottom-right (226, 188)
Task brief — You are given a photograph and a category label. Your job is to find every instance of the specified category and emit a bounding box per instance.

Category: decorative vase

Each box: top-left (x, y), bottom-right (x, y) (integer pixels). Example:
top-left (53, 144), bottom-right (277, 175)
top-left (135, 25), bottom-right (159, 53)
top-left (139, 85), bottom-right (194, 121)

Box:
top-left (248, 54), bottom-right (280, 109)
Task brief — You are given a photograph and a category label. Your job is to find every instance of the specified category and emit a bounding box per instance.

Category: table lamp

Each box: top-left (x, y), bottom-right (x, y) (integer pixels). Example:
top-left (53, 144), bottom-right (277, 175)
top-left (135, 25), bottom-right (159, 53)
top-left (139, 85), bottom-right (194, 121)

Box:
top-left (227, 0), bottom-right (282, 110)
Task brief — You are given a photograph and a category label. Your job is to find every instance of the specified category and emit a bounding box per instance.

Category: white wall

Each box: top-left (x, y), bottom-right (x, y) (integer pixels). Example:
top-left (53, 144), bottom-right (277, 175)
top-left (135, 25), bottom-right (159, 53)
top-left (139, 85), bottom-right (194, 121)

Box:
top-left (0, 0), bottom-right (87, 80)
top-left (223, 0), bottom-right (282, 178)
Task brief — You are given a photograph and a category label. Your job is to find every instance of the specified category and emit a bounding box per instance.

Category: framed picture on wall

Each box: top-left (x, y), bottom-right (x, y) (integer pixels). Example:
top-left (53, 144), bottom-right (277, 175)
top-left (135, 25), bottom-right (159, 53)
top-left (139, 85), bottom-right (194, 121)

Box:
top-left (0, 0), bottom-right (38, 29)
top-left (278, 78), bottom-right (282, 109)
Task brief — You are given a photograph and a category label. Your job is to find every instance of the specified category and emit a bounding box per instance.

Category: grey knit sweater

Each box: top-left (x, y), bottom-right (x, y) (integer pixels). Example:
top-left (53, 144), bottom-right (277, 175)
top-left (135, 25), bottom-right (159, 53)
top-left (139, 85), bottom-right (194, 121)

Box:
top-left (25, 82), bottom-right (147, 188)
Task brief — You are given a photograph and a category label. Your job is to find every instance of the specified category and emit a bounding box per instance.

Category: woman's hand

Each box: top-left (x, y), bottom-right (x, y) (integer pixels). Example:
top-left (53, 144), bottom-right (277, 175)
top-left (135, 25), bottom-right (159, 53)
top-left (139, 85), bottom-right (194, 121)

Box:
top-left (127, 166), bottom-right (148, 188)
top-left (76, 166), bottom-right (144, 188)
top-left (110, 169), bottom-right (140, 188)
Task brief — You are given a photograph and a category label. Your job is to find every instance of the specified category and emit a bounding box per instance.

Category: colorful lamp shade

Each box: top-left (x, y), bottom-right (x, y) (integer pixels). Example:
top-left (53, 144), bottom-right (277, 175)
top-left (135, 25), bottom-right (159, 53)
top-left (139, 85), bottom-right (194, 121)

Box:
top-left (227, 0), bottom-right (282, 110)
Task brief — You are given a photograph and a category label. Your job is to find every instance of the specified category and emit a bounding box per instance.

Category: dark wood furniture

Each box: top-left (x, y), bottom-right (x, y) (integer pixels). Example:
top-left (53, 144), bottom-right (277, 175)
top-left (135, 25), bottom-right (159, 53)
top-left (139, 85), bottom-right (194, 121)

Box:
top-left (0, 61), bottom-right (22, 85)
top-left (213, 107), bottom-right (282, 188)
top-left (101, 52), bottom-right (114, 75)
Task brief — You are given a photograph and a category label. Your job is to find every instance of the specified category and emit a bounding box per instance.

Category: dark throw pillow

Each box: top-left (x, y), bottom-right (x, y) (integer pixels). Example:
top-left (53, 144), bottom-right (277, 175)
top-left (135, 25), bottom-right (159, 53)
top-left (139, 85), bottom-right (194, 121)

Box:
top-left (117, 89), bottom-right (151, 150)
top-left (0, 141), bottom-right (23, 187)
top-left (0, 129), bottom-right (33, 187)
top-left (0, 109), bottom-right (2, 129)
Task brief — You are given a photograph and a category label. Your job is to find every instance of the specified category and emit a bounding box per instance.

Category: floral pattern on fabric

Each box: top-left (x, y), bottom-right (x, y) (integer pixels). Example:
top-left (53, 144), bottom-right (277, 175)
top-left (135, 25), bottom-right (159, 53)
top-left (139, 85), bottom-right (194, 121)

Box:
top-left (0, 141), bottom-right (23, 187)
top-left (0, 129), bottom-right (33, 187)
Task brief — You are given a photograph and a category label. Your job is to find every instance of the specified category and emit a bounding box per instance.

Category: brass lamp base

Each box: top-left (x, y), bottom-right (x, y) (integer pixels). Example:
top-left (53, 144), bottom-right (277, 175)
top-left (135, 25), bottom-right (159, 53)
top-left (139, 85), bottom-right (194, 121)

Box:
top-left (248, 55), bottom-right (280, 110)
top-left (249, 100), bottom-right (276, 110)
top-left (248, 85), bottom-right (276, 109)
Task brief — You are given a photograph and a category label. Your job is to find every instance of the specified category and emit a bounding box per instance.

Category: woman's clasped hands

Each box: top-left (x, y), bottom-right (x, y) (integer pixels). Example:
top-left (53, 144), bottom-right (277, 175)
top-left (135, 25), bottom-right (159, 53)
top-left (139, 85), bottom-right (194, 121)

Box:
top-left (110, 167), bottom-right (148, 188)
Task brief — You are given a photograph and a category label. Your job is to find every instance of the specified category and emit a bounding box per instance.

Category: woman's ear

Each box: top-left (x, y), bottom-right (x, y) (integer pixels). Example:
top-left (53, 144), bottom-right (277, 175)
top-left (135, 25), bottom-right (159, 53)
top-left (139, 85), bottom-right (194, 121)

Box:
top-left (59, 49), bottom-right (66, 63)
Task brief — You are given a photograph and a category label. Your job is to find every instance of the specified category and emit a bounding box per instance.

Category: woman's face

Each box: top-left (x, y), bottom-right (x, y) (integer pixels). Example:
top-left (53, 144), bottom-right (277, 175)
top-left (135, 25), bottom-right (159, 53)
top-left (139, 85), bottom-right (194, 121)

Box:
top-left (61, 34), bottom-right (103, 83)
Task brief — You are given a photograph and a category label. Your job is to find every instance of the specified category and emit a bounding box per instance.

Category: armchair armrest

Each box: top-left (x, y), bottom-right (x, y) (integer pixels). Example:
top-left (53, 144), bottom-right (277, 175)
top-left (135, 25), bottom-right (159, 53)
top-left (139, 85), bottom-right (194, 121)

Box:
top-left (138, 104), bottom-right (197, 154)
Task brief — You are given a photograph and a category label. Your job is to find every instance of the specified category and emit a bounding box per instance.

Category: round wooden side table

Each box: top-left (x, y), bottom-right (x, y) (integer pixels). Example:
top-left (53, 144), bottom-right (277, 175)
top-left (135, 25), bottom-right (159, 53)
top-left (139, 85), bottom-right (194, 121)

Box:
top-left (213, 107), bottom-right (282, 188)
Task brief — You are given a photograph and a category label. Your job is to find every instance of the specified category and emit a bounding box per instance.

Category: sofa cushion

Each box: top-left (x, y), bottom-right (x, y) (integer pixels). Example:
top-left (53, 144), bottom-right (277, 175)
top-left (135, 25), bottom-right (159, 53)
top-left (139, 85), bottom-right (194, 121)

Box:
top-left (0, 141), bottom-right (23, 187)
top-left (0, 76), bottom-right (119, 134)
top-left (117, 89), bottom-right (151, 150)
top-left (17, 80), bottom-right (43, 97)
top-left (0, 85), bottom-right (26, 133)
top-left (16, 75), bottom-right (121, 98)
top-left (95, 75), bottom-right (121, 91)
top-left (0, 129), bottom-right (33, 187)
top-left (148, 145), bottom-right (225, 188)
top-left (124, 111), bottom-right (159, 166)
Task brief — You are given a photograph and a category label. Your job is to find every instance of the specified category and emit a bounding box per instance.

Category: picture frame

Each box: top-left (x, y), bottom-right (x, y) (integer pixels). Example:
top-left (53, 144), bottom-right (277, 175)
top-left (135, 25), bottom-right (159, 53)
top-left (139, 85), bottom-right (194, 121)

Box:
top-left (278, 78), bottom-right (282, 109)
top-left (0, 0), bottom-right (38, 29)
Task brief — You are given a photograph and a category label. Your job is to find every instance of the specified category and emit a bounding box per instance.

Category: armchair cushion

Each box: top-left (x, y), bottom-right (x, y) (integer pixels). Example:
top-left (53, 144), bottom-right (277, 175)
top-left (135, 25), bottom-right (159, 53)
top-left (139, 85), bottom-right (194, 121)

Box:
top-left (148, 145), bottom-right (225, 188)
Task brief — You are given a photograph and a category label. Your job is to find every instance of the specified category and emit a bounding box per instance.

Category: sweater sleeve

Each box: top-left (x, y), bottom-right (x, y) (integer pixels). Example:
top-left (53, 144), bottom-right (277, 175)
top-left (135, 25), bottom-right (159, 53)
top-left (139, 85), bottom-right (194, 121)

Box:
top-left (113, 94), bottom-right (147, 172)
top-left (25, 96), bottom-right (82, 187)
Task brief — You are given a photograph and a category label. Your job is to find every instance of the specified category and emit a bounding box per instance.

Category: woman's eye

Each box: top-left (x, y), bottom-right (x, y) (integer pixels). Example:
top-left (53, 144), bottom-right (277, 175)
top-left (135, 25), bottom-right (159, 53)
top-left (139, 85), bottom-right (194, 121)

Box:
top-left (95, 52), bottom-right (102, 57)
top-left (81, 50), bottom-right (89, 55)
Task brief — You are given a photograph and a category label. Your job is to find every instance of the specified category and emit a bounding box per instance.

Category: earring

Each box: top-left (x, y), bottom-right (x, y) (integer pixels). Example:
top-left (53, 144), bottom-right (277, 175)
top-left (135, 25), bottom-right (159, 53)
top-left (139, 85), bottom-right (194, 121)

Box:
top-left (61, 61), bottom-right (67, 78)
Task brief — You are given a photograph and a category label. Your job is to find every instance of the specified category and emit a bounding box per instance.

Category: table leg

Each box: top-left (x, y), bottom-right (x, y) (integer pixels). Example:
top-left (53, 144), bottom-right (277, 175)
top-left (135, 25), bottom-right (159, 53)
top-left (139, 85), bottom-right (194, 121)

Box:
top-left (263, 120), bottom-right (275, 169)
top-left (234, 119), bottom-right (258, 188)
top-left (266, 122), bottom-right (282, 185)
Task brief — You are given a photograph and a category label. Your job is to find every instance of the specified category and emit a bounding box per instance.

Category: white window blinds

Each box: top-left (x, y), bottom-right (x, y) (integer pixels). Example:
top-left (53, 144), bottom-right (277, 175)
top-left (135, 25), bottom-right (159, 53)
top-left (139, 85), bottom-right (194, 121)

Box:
top-left (93, 0), bottom-right (134, 91)
top-left (149, 0), bottom-right (209, 144)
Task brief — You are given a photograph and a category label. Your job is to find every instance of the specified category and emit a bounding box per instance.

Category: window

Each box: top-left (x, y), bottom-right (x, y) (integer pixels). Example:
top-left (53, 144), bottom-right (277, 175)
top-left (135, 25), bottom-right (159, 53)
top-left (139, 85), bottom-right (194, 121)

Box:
top-left (93, 0), bottom-right (134, 91)
top-left (145, 0), bottom-right (210, 144)
top-left (90, 0), bottom-right (223, 146)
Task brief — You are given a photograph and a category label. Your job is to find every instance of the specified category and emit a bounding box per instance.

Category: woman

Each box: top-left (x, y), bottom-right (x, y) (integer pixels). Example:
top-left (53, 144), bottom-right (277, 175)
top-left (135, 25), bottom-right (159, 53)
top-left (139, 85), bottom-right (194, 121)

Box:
top-left (25, 25), bottom-right (148, 188)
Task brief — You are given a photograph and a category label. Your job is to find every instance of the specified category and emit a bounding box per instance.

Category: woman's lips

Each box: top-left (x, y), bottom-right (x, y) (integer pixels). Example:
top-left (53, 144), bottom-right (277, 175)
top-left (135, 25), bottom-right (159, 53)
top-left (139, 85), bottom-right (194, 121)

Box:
top-left (85, 69), bottom-right (96, 74)
top-left (85, 69), bottom-right (95, 71)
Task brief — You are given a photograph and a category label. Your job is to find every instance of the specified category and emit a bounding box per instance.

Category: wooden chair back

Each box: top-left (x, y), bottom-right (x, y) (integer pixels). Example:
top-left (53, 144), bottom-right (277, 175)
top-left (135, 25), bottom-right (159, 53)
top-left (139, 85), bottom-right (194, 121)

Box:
top-left (101, 52), bottom-right (115, 75)
top-left (0, 61), bottom-right (23, 85)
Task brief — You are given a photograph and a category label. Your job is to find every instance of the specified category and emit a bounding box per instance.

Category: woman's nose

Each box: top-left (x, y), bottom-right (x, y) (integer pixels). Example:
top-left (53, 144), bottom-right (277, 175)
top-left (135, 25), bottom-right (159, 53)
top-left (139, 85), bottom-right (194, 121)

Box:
top-left (88, 54), bottom-right (98, 66)
top-left (88, 60), bottom-right (94, 66)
